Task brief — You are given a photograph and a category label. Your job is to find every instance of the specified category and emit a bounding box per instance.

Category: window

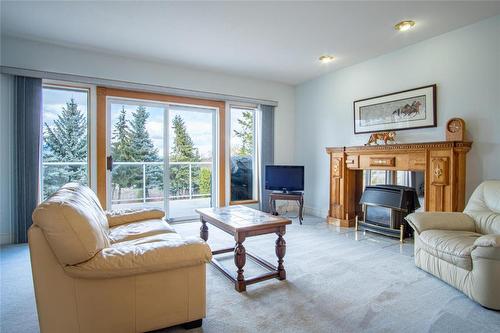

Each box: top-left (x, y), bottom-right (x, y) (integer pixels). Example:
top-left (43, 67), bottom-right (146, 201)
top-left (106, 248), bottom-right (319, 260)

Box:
top-left (229, 106), bottom-right (258, 203)
top-left (41, 85), bottom-right (90, 199)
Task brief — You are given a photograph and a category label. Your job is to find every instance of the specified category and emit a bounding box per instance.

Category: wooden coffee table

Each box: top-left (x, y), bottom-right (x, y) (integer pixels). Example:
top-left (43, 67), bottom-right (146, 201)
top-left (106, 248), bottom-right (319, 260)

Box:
top-left (195, 205), bottom-right (292, 292)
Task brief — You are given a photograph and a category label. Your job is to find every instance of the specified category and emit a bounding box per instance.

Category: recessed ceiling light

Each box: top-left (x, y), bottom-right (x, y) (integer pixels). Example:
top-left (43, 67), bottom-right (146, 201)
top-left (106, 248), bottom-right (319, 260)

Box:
top-left (395, 20), bottom-right (416, 32)
top-left (319, 55), bottom-right (335, 64)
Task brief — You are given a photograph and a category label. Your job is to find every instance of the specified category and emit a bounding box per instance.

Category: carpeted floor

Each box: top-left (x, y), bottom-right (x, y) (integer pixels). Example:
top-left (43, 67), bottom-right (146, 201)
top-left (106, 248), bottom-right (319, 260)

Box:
top-left (1, 216), bottom-right (499, 333)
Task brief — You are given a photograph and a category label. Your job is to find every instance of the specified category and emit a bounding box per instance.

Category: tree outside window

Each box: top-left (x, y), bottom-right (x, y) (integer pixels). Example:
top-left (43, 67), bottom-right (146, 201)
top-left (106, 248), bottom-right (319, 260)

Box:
top-left (42, 87), bottom-right (89, 199)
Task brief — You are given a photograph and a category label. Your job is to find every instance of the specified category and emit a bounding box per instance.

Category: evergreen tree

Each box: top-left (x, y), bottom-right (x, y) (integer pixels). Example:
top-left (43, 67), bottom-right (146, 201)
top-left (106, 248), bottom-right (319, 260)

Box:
top-left (169, 115), bottom-right (201, 197)
top-left (43, 98), bottom-right (87, 197)
top-left (199, 168), bottom-right (212, 195)
top-left (44, 98), bottom-right (87, 161)
top-left (128, 105), bottom-right (162, 198)
top-left (170, 115), bottom-right (200, 162)
top-left (111, 106), bottom-right (133, 200)
top-left (233, 111), bottom-right (253, 156)
top-left (129, 106), bottom-right (159, 162)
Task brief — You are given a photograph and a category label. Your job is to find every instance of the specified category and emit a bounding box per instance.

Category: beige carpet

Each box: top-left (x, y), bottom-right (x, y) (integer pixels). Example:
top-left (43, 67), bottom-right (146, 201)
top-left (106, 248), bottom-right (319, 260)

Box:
top-left (1, 216), bottom-right (499, 333)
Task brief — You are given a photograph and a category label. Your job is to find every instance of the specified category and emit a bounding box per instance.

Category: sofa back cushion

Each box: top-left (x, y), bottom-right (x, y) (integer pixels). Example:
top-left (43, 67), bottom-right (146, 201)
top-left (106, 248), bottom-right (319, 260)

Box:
top-left (32, 183), bottom-right (110, 265)
top-left (464, 181), bottom-right (500, 234)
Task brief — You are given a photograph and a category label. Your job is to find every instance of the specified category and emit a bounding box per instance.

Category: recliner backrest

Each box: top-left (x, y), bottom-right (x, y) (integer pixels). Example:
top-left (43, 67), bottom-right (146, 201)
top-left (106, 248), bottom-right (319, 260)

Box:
top-left (464, 181), bottom-right (500, 235)
top-left (32, 183), bottom-right (110, 265)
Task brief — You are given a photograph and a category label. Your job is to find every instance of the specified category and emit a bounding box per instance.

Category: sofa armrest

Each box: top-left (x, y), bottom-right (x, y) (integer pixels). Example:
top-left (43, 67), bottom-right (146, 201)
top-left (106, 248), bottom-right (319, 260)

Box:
top-left (106, 208), bottom-right (165, 227)
top-left (474, 234), bottom-right (500, 248)
top-left (405, 212), bottom-right (475, 235)
top-left (472, 246), bottom-right (500, 262)
top-left (64, 233), bottom-right (212, 279)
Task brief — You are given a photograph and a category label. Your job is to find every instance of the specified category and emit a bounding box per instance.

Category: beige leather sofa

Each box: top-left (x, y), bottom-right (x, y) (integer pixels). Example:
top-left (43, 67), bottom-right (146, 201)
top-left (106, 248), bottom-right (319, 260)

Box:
top-left (29, 183), bottom-right (212, 333)
top-left (406, 180), bottom-right (500, 309)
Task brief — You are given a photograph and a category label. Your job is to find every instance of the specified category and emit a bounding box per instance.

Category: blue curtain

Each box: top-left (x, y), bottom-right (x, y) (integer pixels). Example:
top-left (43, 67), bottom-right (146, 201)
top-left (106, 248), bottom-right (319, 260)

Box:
top-left (259, 105), bottom-right (274, 212)
top-left (14, 76), bottom-right (42, 243)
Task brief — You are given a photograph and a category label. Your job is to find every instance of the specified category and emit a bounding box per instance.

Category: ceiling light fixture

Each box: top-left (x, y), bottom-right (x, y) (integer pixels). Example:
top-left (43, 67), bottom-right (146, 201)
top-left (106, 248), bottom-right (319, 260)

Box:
top-left (395, 20), bottom-right (416, 32)
top-left (319, 55), bottom-right (335, 64)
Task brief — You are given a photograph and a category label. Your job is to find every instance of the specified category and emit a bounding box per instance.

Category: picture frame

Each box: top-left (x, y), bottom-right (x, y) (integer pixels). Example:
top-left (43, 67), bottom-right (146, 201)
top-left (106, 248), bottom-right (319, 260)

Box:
top-left (353, 84), bottom-right (437, 134)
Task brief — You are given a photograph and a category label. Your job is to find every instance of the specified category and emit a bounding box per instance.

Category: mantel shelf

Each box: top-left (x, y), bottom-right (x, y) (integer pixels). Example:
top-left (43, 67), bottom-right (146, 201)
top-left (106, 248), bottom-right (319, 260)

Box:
top-left (326, 140), bottom-right (472, 154)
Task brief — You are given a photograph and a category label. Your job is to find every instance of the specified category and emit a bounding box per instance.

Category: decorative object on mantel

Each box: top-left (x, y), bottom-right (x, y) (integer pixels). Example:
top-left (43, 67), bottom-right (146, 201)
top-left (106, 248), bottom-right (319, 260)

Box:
top-left (354, 84), bottom-right (437, 134)
top-left (445, 117), bottom-right (466, 141)
top-left (365, 131), bottom-right (396, 145)
top-left (325, 140), bottom-right (472, 227)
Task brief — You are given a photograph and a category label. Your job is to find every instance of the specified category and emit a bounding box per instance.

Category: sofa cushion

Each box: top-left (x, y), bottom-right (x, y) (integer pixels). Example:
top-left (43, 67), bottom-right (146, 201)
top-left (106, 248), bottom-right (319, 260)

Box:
top-left (32, 184), bottom-right (110, 265)
top-left (64, 233), bottom-right (212, 279)
top-left (109, 219), bottom-right (176, 244)
top-left (418, 230), bottom-right (482, 271)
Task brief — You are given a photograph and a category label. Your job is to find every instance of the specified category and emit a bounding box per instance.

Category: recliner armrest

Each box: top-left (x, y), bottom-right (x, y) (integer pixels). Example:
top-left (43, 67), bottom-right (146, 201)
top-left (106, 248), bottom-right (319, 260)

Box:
top-left (474, 234), bottom-right (500, 248)
top-left (106, 208), bottom-right (165, 227)
top-left (64, 233), bottom-right (212, 279)
top-left (405, 212), bottom-right (475, 235)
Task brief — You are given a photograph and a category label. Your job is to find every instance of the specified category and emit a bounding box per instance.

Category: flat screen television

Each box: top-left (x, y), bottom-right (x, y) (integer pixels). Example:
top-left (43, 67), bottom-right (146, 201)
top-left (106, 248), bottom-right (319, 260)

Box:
top-left (265, 165), bottom-right (304, 193)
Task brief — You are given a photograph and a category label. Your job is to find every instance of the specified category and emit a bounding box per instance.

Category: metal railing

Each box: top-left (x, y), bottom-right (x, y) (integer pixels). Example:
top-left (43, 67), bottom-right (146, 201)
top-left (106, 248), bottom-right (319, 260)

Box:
top-left (41, 160), bottom-right (212, 204)
top-left (112, 161), bottom-right (212, 203)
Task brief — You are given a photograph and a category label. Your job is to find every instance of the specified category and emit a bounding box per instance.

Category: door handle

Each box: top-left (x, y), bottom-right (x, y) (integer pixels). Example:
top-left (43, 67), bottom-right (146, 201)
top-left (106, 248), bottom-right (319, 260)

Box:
top-left (106, 156), bottom-right (113, 171)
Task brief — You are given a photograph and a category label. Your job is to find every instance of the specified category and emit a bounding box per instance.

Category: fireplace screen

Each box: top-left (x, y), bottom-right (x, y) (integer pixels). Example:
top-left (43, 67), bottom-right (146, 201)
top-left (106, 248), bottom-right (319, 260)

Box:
top-left (365, 205), bottom-right (391, 227)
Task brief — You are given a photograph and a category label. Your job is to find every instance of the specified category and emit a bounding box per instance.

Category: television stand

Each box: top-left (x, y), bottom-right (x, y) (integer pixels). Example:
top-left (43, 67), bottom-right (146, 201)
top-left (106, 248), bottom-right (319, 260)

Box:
top-left (269, 192), bottom-right (304, 224)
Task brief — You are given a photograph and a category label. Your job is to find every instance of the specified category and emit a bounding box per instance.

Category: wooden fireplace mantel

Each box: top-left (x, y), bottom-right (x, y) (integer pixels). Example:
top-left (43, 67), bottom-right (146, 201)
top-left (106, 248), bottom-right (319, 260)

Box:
top-left (325, 141), bottom-right (472, 227)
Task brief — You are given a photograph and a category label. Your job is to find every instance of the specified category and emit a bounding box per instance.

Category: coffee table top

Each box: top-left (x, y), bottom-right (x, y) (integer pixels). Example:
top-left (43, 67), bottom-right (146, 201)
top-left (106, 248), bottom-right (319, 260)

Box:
top-left (196, 205), bottom-right (291, 234)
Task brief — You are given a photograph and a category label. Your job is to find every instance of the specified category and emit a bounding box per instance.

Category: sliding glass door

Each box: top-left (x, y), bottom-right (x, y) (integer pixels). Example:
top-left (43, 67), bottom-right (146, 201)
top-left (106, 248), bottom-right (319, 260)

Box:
top-left (107, 98), bottom-right (216, 221)
top-left (167, 105), bottom-right (215, 219)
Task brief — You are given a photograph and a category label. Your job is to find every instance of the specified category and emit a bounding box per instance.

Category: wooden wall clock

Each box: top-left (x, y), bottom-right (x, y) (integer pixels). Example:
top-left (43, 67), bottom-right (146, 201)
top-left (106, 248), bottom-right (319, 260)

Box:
top-left (446, 118), bottom-right (465, 141)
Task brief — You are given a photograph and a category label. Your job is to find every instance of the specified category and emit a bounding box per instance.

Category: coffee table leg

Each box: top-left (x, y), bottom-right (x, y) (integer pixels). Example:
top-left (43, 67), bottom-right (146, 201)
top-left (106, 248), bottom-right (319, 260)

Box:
top-left (234, 238), bottom-right (246, 292)
top-left (200, 217), bottom-right (208, 241)
top-left (275, 231), bottom-right (286, 280)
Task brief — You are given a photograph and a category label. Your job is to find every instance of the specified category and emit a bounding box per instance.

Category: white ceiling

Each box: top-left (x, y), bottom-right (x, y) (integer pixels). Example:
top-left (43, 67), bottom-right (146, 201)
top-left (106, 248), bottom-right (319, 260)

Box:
top-left (2, 1), bottom-right (500, 85)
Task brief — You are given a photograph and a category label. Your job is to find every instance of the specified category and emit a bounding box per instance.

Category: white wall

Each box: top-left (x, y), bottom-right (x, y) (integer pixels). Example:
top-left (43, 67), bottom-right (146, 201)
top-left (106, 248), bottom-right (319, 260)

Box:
top-left (0, 35), bottom-right (296, 164)
top-left (0, 73), bottom-right (15, 244)
top-left (295, 15), bottom-right (500, 217)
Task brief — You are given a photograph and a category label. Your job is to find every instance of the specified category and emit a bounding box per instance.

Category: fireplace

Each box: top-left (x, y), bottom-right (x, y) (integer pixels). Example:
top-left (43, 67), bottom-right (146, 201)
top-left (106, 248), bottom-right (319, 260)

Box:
top-left (357, 184), bottom-right (420, 241)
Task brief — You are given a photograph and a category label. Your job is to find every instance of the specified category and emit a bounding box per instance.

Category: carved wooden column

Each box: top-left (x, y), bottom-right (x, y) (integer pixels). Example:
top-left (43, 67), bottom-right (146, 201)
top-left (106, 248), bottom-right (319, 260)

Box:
top-left (275, 227), bottom-right (286, 280)
top-left (326, 149), bottom-right (357, 227)
top-left (200, 217), bottom-right (208, 241)
top-left (234, 234), bottom-right (246, 292)
top-left (427, 153), bottom-right (450, 211)
top-left (454, 144), bottom-right (470, 212)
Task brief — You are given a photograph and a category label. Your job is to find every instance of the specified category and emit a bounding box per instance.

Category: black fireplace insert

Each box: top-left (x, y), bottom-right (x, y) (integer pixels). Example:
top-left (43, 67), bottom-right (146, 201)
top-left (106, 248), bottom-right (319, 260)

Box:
top-left (358, 185), bottom-right (420, 241)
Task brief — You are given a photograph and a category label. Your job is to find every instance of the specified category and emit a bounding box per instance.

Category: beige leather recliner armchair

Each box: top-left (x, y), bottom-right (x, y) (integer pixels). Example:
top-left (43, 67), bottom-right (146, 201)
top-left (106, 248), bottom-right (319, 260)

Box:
top-left (29, 183), bottom-right (212, 333)
top-left (406, 180), bottom-right (500, 310)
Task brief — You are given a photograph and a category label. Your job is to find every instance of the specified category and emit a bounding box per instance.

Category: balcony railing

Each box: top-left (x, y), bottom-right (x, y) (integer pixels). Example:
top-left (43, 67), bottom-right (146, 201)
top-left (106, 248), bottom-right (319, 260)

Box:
top-left (112, 161), bottom-right (212, 204)
top-left (41, 160), bottom-right (212, 205)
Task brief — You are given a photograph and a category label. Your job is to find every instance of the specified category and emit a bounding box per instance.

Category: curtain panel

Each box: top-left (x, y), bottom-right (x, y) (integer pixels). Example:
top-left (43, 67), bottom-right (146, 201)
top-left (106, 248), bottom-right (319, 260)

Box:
top-left (14, 76), bottom-right (42, 243)
top-left (259, 105), bottom-right (274, 212)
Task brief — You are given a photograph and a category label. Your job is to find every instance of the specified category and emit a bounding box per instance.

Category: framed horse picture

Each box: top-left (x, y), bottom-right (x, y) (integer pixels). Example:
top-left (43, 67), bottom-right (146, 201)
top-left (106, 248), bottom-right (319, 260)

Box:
top-left (353, 84), bottom-right (436, 134)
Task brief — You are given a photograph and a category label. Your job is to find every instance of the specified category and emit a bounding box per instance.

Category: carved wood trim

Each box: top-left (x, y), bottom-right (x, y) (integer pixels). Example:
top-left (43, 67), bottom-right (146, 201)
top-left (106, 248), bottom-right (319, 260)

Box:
top-left (431, 157), bottom-right (449, 186)
top-left (326, 141), bottom-right (472, 154)
top-left (369, 157), bottom-right (395, 167)
top-left (332, 157), bottom-right (343, 178)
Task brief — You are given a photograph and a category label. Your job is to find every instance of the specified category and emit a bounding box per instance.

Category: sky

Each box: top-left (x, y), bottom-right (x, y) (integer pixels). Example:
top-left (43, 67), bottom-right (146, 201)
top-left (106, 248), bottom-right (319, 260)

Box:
top-left (43, 87), bottom-right (88, 128)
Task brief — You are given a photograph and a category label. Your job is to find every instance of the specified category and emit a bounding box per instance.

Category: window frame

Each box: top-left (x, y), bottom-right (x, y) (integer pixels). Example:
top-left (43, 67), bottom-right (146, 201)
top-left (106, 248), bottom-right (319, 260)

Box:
top-left (96, 87), bottom-right (226, 210)
top-left (40, 82), bottom-right (93, 201)
top-left (227, 103), bottom-right (260, 205)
